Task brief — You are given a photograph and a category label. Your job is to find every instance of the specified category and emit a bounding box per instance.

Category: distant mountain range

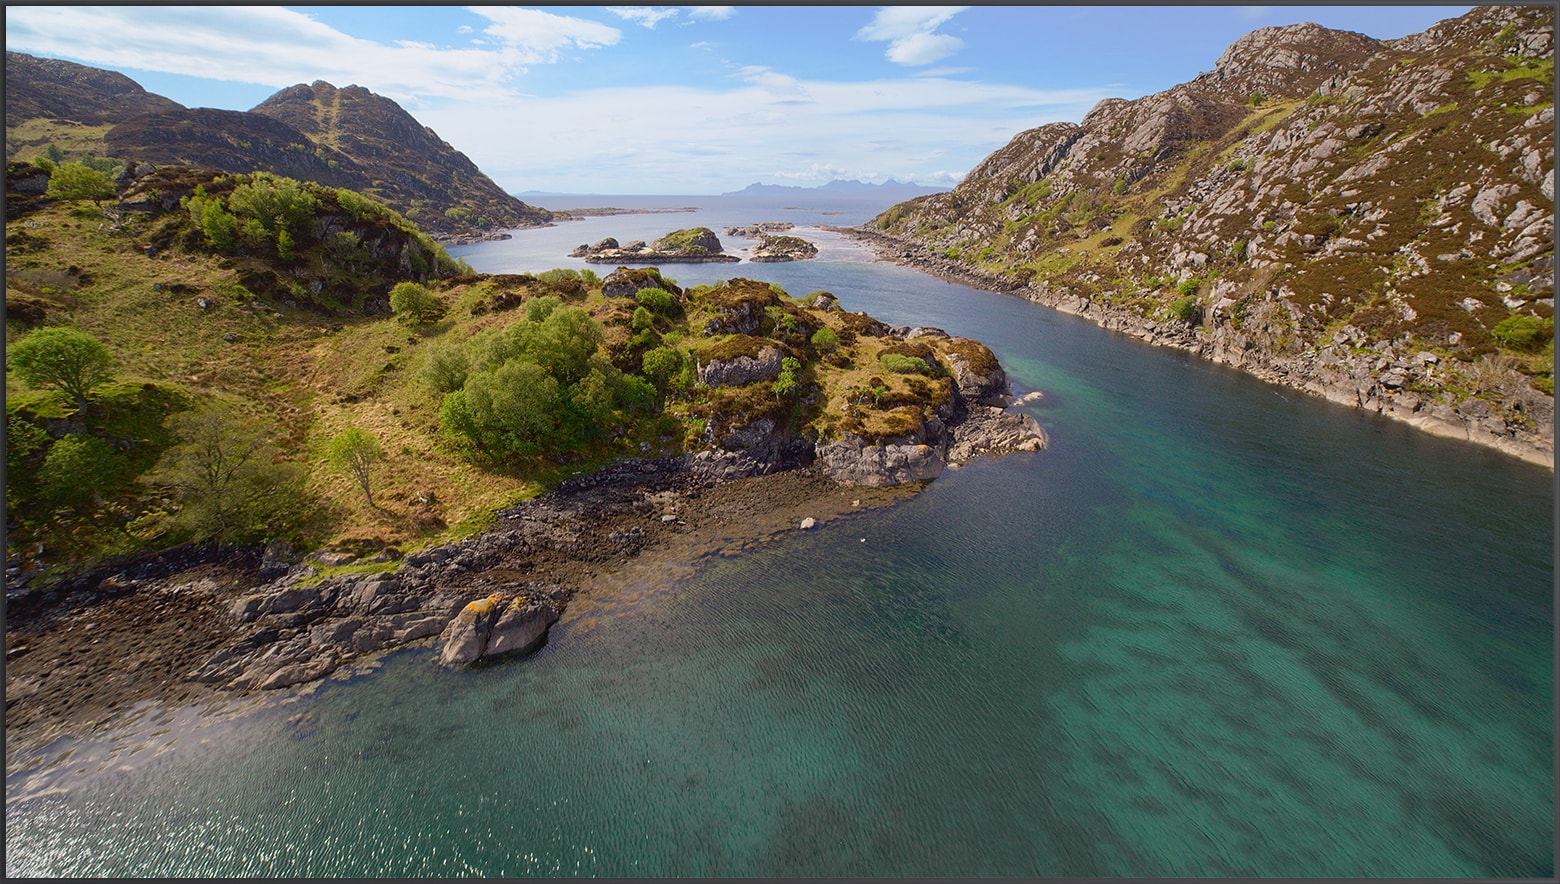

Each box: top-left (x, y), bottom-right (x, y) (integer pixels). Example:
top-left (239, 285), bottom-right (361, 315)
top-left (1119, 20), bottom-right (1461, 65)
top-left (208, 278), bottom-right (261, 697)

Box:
top-left (4, 51), bottom-right (551, 236)
top-left (722, 179), bottom-right (948, 197)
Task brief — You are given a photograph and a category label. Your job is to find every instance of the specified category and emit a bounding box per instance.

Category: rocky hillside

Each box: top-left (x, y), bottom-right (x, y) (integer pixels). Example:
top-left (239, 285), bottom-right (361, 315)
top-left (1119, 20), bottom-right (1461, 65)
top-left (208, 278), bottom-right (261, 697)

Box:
top-left (864, 5), bottom-right (1554, 466)
top-left (5, 52), bottom-right (551, 239)
top-left (4, 51), bottom-right (181, 125)
top-left (251, 81), bottom-right (551, 235)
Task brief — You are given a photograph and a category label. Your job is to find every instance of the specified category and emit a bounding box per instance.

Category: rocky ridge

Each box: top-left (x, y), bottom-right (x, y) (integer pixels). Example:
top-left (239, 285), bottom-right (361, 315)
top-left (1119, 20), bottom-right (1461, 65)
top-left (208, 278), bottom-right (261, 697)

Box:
top-left (866, 5), bottom-right (1554, 466)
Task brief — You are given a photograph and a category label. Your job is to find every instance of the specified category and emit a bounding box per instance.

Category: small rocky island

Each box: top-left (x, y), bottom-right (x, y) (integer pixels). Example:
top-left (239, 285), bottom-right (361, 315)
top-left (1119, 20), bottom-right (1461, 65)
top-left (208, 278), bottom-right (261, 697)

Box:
top-left (724, 222), bottom-right (794, 237)
top-left (571, 226), bottom-right (740, 263)
top-left (748, 233), bottom-right (818, 263)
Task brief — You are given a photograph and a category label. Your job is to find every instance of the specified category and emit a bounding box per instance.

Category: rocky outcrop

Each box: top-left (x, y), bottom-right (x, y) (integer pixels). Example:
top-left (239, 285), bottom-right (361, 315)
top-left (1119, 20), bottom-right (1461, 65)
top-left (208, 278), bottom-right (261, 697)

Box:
top-left (600, 266), bottom-right (683, 300)
top-left (571, 226), bottom-right (740, 263)
top-left (866, 5), bottom-right (1555, 467)
top-left (749, 234), bottom-right (819, 262)
top-left (697, 345), bottom-right (785, 387)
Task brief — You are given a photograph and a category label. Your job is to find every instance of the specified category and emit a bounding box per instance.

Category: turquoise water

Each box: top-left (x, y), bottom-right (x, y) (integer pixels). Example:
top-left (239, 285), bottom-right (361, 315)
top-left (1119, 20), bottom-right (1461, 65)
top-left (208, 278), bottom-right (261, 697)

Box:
top-left (6, 199), bottom-right (1553, 877)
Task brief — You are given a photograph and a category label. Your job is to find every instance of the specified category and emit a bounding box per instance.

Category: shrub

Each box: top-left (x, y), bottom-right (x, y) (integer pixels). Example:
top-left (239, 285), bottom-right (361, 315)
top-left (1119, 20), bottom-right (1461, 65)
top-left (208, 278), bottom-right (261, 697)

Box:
top-left (631, 305), bottom-right (654, 331)
top-left (38, 433), bottom-right (122, 510)
top-left (1491, 313), bottom-right (1554, 349)
top-left (879, 353), bottom-right (932, 375)
top-left (635, 287), bottom-right (680, 317)
top-left (525, 294), bottom-right (562, 323)
top-left (420, 338), bottom-right (470, 393)
top-left (1167, 295), bottom-right (1202, 324)
top-left (1175, 278), bottom-right (1200, 297)
top-left (389, 281), bottom-right (445, 324)
top-left (641, 346), bottom-right (686, 390)
top-left (810, 326), bottom-right (839, 355)
top-left (7, 326), bottom-right (114, 407)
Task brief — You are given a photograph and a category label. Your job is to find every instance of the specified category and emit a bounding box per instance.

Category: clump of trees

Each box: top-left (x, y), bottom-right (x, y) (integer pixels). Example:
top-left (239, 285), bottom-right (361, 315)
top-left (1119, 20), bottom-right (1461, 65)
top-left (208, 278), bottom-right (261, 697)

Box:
top-left (427, 298), bottom-right (657, 459)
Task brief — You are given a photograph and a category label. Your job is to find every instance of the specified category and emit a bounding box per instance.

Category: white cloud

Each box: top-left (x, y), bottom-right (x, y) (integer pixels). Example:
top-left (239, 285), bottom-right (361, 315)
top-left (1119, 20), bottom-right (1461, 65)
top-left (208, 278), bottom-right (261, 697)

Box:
top-left (854, 6), bottom-right (967, 65)
top-left (607, 6), bottom-right (735, 29)
top-left (607, 7), bottom-right (681, 29)
top-left (3, 5), bottom-right (619, 104)
top-left (470, 7), bottom-right (621, 61)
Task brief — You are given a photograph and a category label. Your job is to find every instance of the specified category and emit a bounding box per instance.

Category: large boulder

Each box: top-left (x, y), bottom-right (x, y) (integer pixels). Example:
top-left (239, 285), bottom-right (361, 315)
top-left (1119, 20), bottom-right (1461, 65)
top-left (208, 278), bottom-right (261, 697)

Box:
top-left (438, 591), bottom-right (562, 666)
top-left (815, 437), bottom-right (946, 487)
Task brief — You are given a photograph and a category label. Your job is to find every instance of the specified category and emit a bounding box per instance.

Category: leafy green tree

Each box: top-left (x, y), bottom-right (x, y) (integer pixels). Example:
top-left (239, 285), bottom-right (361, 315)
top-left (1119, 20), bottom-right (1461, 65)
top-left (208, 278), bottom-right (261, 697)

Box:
top-left (389, 281), bottom-right (446, 324)
top-left (7, 326), bottom-right (115, 408)
top-left (38, 433), bottom-right (122, 511)
top-left (810, 326), bottom-right (839, 355)
top-left (146, 405), bottom-right (307, 542)
top-left (45, 161), bottom-right (115, 203)
top-left (327, 426), bottom-right (384, 507)
top-left (635, 287), bottom-right (680, 318)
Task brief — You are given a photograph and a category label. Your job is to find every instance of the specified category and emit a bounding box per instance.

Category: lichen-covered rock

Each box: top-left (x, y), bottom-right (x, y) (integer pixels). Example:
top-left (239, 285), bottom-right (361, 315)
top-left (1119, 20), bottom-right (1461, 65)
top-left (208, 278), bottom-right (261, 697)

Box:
top-left (940, 337), bottom-right (1012, 407)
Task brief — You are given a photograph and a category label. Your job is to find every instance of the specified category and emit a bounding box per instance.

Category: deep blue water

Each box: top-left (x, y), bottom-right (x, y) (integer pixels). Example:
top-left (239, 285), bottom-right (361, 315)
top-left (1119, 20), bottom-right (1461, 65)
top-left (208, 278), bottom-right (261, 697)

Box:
top-left (6, 195), bottom-right (1553, 877)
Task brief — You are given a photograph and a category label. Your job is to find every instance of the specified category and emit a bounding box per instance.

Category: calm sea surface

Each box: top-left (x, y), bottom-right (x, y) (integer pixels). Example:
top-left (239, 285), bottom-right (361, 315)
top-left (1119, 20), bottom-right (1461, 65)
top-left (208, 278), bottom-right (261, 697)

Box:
top-left (6, 194), bottom-right (1554, 877)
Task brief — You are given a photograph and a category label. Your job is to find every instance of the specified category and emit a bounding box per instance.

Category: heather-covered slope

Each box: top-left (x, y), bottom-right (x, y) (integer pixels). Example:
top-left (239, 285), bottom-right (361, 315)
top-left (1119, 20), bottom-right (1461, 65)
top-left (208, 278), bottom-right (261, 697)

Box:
top-left (866, 5), bottom-right (1554, 465)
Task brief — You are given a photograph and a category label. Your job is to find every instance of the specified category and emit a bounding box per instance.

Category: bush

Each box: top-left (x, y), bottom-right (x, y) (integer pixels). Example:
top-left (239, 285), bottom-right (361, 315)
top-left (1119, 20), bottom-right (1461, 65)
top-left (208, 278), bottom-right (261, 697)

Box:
top-left (810, 326), bottom-right (839, 355)
top-left (38, 433), bottom-right (121, 510)
top-left (45, 162), bottom-right (115, 202)
top-left (526, 295), bottom-right (562, 323)
top-left (1175, 278), bottom-right (1200, 297)
top-left (641, 346), bottom-right (686, 390)
top-left (389, 281), bottom-right (445, 324)
top-left (879, 353), bottom-right (932, 375)
top-left (635, 287), bottom-right (681, 317)
top-left (420, 338), bottom-right (470, 393)
top-left (7, 326), bottom-right (114, 407)
top-left (1491, 313), bottom-right (1554, 349)
top-left (1167, 294), bottom-right (1202, 324)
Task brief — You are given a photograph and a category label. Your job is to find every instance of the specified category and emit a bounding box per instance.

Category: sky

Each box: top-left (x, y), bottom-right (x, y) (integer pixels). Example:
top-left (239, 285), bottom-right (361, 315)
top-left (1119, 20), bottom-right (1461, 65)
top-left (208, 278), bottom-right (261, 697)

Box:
top-left (6, 5), bottom-right (1475, 195)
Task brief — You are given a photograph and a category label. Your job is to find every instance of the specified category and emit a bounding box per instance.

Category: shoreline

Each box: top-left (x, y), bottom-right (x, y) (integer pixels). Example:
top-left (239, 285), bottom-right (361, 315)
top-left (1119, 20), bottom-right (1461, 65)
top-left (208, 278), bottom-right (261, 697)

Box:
top-left (3, 463), bottom-right (921, 772)
top-left (827, 225), bottom-right (1555, 470)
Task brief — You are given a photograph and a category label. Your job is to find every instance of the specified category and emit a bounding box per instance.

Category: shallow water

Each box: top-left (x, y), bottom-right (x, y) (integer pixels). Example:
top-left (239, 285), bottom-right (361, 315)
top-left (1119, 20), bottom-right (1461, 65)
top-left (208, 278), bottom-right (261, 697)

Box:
top-left (6, 197), bottom-right (1552, 877)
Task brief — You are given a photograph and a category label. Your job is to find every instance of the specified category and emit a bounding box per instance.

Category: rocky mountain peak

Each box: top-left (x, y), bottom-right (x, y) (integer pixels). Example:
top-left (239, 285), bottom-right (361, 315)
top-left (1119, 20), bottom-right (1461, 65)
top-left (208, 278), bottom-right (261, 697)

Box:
top-left (1195, 21), bottom-right (1382, 99)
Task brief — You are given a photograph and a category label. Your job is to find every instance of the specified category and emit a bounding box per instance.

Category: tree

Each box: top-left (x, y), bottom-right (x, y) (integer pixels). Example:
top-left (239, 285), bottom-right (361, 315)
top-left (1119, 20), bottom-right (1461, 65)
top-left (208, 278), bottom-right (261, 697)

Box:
top-left (327, 426), bottom-right (384, 507)
top-left (389, 281), bottom-right (445, 324)
top-left (7, 326), bottom-right (115, 408)
top-left (45, 161), bottom-right (115, 203)
top-left (146, 405), bottom-right (307, 542)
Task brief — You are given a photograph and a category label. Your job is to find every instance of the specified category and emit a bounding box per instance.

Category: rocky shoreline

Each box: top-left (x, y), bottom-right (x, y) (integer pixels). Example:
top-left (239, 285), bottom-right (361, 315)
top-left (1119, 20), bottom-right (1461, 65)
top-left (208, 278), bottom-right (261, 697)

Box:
top-left (5, 405), bottom-right (1044, 765)
top-left (830, 225), bottom-right (1554, 468)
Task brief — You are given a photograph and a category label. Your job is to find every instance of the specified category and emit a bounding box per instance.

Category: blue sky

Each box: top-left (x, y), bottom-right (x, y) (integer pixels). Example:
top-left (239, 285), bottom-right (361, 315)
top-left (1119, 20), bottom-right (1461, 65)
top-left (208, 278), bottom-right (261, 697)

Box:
top-left (7, 5), bottom-right (1472, 194)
